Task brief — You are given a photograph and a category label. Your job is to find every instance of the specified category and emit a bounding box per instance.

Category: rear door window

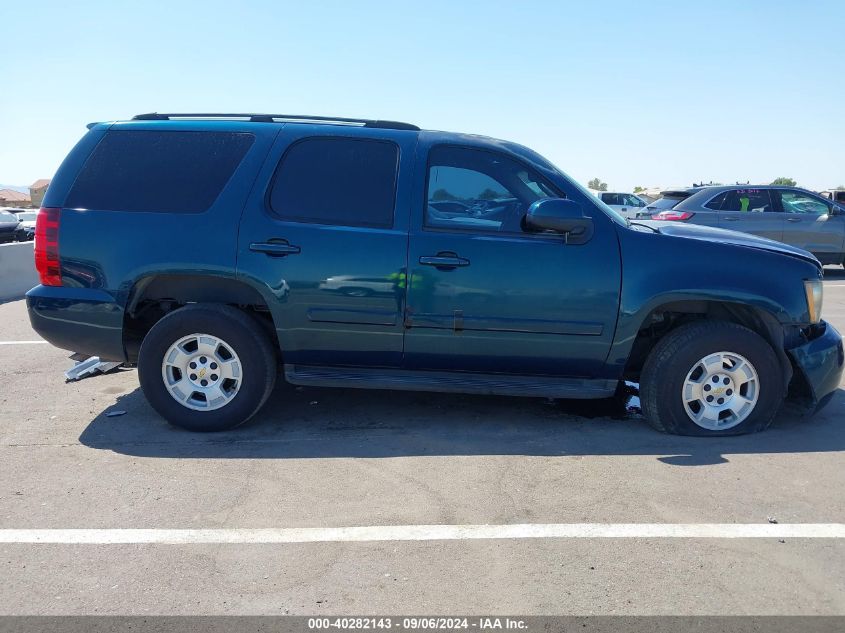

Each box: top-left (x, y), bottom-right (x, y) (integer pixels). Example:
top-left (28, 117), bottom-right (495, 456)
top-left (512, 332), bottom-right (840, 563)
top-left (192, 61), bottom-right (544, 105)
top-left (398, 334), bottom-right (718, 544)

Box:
top-left (722, 189), bottom-right (773, 212)
top-left (268, 137), bottom-right (399, 228)
top-left (65, 130), bottom-right (255, 213)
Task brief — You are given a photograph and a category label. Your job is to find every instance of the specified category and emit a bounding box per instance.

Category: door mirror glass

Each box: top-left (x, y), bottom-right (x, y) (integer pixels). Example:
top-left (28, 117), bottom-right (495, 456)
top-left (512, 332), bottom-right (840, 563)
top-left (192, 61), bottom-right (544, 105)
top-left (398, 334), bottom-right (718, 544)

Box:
top-left (524, 198), bottom-right (594, 244)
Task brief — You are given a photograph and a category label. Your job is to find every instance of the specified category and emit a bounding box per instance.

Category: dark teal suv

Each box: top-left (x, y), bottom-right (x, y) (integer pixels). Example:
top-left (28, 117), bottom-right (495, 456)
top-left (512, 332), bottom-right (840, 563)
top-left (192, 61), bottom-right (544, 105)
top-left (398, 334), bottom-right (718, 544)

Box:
top-left (27, 113), bottom-right (844, 436)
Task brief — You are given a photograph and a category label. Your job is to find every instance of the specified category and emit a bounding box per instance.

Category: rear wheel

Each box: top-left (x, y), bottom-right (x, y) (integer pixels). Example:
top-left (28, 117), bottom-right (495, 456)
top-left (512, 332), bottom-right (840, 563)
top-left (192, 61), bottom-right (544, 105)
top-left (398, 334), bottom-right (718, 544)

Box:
top-left (640, 320), bottom-right (783, 436)
top-left (138, 304), bottom-right (276, 432)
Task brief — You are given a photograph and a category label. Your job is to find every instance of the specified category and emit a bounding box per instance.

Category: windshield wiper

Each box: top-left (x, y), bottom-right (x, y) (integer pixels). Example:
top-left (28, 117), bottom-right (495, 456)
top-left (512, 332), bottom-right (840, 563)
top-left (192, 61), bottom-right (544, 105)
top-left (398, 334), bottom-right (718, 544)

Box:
top-left (628, 221), bottom-right (659, 233)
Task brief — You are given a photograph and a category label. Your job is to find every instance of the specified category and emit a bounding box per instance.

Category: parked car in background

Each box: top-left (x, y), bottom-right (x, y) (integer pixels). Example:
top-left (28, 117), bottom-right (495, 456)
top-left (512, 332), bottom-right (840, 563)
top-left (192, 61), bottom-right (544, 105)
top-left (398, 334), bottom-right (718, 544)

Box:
top-left (14, 210), bottom-right (37, 241)
top-left (592, 191), bottom-right (650, 218)
top-left (651, 185), bottom-right (845, 266)
top-left (26, 113), bottom-right (842, 438)
top-left (820, 189), bottom-right (845, 205)
top-left (0, 209), bottom-right (22, 243)
top-left (642, 188), bottom-right (700, 217)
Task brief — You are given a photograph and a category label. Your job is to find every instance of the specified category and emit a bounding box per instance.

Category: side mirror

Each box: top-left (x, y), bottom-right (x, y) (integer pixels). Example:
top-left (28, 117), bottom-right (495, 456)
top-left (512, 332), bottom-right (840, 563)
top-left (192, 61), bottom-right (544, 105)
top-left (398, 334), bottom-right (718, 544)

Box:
top-left (524, 198), bottom-right (594, 244)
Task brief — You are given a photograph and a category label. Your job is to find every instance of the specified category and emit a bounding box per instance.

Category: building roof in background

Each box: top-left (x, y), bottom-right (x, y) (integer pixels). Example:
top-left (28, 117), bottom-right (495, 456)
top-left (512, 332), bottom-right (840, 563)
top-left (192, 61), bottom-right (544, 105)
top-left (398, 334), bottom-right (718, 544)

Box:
top-left (30, 179), bottom-right (51, 189)
top-left (0, 188), bottom-right (31, 202)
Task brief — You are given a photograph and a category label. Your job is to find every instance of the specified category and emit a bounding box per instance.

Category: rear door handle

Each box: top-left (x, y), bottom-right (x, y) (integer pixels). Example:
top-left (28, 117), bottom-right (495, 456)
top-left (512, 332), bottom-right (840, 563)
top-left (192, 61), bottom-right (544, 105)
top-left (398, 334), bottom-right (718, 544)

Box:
top-left (723, 216), bottom-right (739, 221)
top-left (250, 241), bottom-right (301, 257)
top-left (419, 253), bottom-right (470, 270)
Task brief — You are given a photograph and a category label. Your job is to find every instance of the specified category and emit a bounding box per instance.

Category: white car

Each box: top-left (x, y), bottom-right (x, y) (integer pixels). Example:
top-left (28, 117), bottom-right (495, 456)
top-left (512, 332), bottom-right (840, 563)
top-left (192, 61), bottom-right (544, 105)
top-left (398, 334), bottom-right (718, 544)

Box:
top-left (820, 189), bottom-right (845, 205)
top-left (591, 191), bottom-right (650, 218)
top-left (15, 210), bottom-right (37, 241)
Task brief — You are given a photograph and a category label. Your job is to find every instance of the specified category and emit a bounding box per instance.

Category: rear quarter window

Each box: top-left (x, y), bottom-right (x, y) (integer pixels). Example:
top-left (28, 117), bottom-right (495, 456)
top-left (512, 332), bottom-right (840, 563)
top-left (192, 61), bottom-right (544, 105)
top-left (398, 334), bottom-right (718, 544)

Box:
top-left (704, 192), bottom-right (727, 210)
top-left (65, 130), bottom-right (255, 213)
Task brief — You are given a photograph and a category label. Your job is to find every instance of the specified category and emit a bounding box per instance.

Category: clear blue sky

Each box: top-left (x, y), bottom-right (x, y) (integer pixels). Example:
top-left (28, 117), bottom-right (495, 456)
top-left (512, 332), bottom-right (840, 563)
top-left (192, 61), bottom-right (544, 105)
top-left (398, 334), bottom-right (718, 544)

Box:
top-left (2, 0), bottom-right (843, 192)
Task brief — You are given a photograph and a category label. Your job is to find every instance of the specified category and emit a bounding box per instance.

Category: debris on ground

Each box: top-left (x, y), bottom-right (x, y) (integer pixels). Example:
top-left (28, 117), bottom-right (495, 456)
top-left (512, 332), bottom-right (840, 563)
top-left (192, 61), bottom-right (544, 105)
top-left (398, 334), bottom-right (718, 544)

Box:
top-left (105, 410), bottom-right (127, 418)
top-left (64, 355), bottom-right (123, 382)
top-left (768, 517), bottom-right (778, 524)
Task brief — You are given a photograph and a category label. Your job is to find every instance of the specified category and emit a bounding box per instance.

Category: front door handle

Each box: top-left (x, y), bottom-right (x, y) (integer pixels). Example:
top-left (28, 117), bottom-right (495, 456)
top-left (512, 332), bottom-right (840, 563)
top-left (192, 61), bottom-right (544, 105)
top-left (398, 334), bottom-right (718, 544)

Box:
top-left (723, 216), bottom-right (740, 221)
top-left (786, 217), bottom-right (802, 223)
top-left (419, 253), bottom-right (470, 270)
top-left (250, 241), bottom-right (301, 257)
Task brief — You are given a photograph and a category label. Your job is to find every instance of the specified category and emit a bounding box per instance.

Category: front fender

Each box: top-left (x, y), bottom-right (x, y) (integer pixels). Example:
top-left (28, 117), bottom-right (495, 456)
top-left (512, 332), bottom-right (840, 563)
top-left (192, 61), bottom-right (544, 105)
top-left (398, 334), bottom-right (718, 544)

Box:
top-left (603, 227), bottom-right (819, 378)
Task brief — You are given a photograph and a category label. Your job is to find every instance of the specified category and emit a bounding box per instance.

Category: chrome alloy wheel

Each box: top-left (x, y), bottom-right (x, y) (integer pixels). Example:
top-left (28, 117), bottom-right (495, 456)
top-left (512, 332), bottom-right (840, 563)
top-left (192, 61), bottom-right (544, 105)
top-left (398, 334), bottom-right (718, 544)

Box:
top-left (161, 333), bottom-right (242, 411)
top-left (682, 351), bottom-right (760, 431)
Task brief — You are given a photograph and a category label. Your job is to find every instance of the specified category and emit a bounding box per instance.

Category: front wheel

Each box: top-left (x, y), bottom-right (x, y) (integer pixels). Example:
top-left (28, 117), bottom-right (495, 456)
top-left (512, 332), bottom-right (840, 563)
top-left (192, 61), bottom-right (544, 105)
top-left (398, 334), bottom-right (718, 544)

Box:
top-left (138, 304), bottom-right (277, 432)
top-left (640, 321), bottom-right (783, 436)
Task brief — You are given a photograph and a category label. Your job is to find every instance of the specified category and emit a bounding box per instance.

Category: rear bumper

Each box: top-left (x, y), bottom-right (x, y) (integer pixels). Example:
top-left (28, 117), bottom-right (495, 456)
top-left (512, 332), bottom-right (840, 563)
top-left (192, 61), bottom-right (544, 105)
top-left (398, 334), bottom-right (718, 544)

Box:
top-left (26, 285), bottom-right (126, 361)
top-left (787, 321), bottom-right (844, 412)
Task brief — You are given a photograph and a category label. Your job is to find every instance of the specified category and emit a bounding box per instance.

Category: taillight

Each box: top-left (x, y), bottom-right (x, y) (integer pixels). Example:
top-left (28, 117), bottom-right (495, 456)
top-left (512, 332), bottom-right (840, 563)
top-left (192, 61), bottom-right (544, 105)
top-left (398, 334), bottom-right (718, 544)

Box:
top-left (653, 210), bottom-right (694, 221)
top-left (34, 207), bottom-right (61, 286)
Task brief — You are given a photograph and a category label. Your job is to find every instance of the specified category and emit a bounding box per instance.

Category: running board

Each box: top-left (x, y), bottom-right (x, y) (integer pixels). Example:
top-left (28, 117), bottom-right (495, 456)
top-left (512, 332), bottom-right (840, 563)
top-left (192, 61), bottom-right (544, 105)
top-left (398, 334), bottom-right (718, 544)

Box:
top-left (284, 365), bottom-right (617, 399)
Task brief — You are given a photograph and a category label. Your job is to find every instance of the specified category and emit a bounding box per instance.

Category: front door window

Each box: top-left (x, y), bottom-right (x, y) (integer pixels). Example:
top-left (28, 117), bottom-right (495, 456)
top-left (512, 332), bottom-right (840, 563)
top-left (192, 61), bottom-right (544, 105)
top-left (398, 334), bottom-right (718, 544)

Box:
top-left (425, 146), bottom-right (558, 234)
top-left (777, 190), bottom-right (832, 215)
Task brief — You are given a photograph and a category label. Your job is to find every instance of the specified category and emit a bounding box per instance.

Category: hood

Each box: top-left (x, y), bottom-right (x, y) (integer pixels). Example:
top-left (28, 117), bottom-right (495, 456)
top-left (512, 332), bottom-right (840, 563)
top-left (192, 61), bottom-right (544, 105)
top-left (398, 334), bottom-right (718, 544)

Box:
top-left (0, 218), bottom-right (20, 229)
top-left (632, 220), bottom-right (821, 267)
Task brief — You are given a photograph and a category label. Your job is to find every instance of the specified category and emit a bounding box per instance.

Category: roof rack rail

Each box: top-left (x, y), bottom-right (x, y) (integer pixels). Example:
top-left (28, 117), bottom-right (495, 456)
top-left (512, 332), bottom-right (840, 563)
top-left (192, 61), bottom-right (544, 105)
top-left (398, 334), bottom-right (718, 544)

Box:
top-left (131, 113), bottom-right (419, 131)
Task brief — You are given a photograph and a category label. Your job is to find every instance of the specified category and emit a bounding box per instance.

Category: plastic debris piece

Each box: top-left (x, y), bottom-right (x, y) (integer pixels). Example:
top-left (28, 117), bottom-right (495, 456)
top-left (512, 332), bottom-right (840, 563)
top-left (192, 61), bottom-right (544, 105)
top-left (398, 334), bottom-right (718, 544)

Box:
top-left (105, 410), bottom-right (127, 417)
top-left (65, 356), bottom-right (123, 382)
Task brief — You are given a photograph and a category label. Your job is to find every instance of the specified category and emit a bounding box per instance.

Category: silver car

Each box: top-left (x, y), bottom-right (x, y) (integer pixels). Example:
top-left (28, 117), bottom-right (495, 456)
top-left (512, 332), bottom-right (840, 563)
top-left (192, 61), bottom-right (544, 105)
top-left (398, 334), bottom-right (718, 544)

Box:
top-left (650, 185), bottom-right (845, 266)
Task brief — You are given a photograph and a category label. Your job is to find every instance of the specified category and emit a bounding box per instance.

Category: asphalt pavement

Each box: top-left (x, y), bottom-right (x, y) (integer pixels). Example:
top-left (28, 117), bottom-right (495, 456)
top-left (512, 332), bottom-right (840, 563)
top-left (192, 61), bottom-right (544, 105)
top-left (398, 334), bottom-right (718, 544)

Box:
top-left (0, 268), bottom-right (843, 615)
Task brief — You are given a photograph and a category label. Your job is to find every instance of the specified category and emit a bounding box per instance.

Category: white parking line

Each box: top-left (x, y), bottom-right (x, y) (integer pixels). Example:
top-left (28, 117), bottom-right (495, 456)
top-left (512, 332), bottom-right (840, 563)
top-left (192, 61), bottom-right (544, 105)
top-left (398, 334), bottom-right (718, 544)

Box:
top-left (0, 524), bottom-right (844, 544)
top-left (0, 340), bottom-right (47, 345)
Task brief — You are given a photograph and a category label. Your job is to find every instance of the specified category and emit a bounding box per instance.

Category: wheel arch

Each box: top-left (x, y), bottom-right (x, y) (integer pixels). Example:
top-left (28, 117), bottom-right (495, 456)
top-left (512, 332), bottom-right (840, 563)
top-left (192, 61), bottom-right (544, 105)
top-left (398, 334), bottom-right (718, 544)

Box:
top-left (123, 273), bottom-right (278, 363)
top-left (621, 299), bottom-right (793, 390)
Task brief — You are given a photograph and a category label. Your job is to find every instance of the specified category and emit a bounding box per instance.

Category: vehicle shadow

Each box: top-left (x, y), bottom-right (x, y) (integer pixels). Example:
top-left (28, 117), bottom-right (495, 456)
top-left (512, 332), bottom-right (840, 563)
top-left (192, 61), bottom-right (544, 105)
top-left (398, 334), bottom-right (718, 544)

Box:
top-left (78, 380), bottom-right (845, 466)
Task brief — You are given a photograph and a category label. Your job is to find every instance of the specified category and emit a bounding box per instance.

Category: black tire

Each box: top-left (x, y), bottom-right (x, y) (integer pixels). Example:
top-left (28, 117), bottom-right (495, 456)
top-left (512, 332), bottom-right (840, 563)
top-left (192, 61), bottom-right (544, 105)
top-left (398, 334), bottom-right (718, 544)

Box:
top-left (138, 304), bottom-right (277, 432)
top-left (640, 320), bottom-right (783, 436)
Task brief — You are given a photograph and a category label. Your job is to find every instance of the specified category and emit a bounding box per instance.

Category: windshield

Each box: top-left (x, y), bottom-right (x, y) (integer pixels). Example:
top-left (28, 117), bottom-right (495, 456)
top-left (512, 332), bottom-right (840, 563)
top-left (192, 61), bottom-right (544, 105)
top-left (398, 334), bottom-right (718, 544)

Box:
top-left (0, 210), bottom-right (18, 221)
top-left (18, 212), bottom-right (37, 221)
top-left (648, 197), bottom-right (684, 210)
top-left (501, 143), bottom-right (628, 226)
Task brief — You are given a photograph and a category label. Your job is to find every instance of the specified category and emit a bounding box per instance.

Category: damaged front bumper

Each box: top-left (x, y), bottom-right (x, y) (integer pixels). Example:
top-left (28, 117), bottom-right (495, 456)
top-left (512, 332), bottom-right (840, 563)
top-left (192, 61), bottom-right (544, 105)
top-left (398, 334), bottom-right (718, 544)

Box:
top-left (787, 321), bottom-right (844, 412)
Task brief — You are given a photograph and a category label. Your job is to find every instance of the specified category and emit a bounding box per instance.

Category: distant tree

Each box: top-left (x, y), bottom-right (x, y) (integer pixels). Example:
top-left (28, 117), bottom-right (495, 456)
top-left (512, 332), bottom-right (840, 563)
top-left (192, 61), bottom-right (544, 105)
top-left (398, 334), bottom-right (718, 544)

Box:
top-left (770, 177), bottom-right (797, 186)
top-left (588, 178), bottom-right (608, 191)
top-left (633, 186), bottom-right (644, 193)
top-left (432, 188), bottom-right (458, 201)
top-left (836, 185), bottom-right (845, 190)
top-left (478, 188), bottom-right (503, 200)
